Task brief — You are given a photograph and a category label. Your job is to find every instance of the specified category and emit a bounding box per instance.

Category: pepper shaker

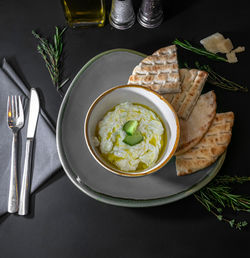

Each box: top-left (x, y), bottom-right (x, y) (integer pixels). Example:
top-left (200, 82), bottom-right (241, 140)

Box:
top-left (137, 0), bottom-right (163, 28)
top-left (109, 0), bottom-right (135, 30)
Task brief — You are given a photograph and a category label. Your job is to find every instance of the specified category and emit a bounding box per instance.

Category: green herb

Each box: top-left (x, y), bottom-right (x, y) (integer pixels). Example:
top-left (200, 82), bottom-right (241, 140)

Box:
top-left (32, 27), bottom-right (68, 94)
top-left (123, 120), bottom-right (138, 135)
top-left (194, 175), bottom-right (250, 230)
top-left (214, 175), bottom-right (250, 184)
top-left (183, 61), bottom-right (248, 92)
top-left (173, 39), bottom-right (228, 62)
top-left (122, 120), bottom-right (143, 146)
top-left (123, 130), bottom-right (143, 146)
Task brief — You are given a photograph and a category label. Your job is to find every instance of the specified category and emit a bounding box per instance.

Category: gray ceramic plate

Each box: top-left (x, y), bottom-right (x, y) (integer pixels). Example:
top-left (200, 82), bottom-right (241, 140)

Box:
top-left (56, 49), bottom-right (226, 207)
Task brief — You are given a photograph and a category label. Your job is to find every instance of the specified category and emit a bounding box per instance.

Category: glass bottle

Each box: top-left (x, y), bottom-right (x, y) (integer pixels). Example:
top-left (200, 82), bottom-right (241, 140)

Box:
top-left (62, 0), bottom-right (106, 28)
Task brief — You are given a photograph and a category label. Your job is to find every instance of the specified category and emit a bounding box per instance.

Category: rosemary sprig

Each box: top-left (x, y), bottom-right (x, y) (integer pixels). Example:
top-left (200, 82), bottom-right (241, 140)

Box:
top-left (183, 61), bottom-right (248, 92)
top-left (215, 175), bottom-right (250, 185)
top-left (194, 175), bottom-right (250, 230)
top-left (173, 38), bottom-right (228, 62)
top-left (32, 27), bottom-right (68, 93)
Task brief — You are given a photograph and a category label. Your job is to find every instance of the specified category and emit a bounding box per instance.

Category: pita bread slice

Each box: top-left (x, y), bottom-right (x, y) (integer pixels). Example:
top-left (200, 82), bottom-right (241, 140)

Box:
top-left (163, 68), bottom-right (208, 120)
top-left (175, 91), bottom-right (217, 156)
top-left (176, 112), bottom-right (234, 176)
top-left (128, 45), bottom-right (181, 93)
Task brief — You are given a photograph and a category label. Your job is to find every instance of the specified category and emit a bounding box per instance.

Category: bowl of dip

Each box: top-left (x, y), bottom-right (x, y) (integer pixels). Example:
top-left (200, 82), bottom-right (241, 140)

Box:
top-left (84, 85), bottom-right (180, 177)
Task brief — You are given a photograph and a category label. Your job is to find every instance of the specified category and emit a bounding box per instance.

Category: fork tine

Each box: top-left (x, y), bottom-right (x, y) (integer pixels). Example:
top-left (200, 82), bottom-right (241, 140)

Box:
top-left (7, 96), bottom-right (11, 119)
top-left (18, 96), bottom-right (24, 121)
top-left (14, 96), bottom-right (18, 118)
top-left (11, 96), bottom-right (15, 118)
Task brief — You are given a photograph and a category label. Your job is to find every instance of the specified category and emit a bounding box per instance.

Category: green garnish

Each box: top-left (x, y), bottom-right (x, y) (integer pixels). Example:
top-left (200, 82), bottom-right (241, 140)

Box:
top-left (122, 120), bottom-right (143, 146)
top-left (173, 38), bottom-right (228, 62)
top-left (194, 175), bottom-right (250, 230)
top-left (123, 120), bottom-right (138, 135)
top-left (32, 27), bottom-right (69, 95)
top-left (183, 61), bottom-right (248, 92)
top-left (123, 131), bottom-right (144, 146)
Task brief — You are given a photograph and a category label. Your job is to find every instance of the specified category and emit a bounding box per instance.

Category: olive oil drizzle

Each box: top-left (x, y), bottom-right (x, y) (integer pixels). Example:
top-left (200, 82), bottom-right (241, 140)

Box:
top-left (95, 103), bottom-right (167, 172)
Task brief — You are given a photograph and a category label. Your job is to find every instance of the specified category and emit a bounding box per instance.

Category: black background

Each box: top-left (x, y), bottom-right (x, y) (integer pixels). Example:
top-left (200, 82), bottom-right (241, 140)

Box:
top-left (0, 0), bottom-right (250, 257)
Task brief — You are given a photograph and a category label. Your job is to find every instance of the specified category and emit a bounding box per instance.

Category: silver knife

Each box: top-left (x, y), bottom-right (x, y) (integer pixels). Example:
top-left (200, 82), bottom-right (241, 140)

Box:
top-left (18, 88), bottom-right (40, 215)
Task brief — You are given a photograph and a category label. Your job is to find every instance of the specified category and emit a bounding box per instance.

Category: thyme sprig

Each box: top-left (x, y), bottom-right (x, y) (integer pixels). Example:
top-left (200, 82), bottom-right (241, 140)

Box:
top-left (32, 27), bottom-right (68, 94)
top-left (173, 38), bottom-right (228, 62)
top-left (194, 175), bottom-right (250, 230)
top-left (183, 61), bottom-right (248, 92)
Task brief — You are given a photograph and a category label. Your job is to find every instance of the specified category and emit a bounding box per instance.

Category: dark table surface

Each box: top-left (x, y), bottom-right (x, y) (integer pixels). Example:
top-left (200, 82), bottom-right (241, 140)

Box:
top-left (0, 0), bottom-right (250, 257)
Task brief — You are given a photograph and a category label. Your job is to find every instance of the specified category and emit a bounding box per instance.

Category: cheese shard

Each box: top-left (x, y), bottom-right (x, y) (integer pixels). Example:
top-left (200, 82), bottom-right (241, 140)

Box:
top-left (200, 33), bottom-right (245, 63)
top-left (216, 38), bottom-right (233, 53)
top-left (226, 46), bottom-right (245, 63)
top-left (226, 51), bottom-right (238, 63)
top-left (200, 33), bottom-right (225, 53)
top-left (233, 46), bottom-right (245, 53)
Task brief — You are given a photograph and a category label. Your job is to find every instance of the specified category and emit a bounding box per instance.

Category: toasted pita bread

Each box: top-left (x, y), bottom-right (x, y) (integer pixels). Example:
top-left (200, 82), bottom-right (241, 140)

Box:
top-left (176, 112), bottom-right (234, 176)
top-left (175, 91), bottom-right (217, 156)
top-left (163, 68), bottom-right (208, 120)
top-left (128, 45), bottom-right (181, 93)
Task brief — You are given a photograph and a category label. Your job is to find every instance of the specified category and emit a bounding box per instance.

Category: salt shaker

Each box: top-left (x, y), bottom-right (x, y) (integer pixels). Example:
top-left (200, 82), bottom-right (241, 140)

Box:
top-left (109, 0), bottom-right (135, 30)
top-left (137, 0), bottom-right (163, 28)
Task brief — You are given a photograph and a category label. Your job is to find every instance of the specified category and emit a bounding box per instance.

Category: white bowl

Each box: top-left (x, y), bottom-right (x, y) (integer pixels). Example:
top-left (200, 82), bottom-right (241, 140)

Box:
top-left (84, 85), bottom-right (180, 177)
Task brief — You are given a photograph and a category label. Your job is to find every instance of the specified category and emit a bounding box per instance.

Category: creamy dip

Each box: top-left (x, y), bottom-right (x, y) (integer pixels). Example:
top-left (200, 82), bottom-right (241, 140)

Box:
top-left (95, 102), bottom-right (165, 171)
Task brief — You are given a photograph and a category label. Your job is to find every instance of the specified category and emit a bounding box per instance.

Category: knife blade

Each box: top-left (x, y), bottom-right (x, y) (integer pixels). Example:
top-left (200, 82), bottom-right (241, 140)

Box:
top-left (18, 88), bottom-right (40, 215)
top-left (26, 89), bottom-right (40, 138)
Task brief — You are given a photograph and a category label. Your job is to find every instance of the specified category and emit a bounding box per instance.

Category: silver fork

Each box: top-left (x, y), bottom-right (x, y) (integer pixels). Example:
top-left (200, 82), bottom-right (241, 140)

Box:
top-left (7, 96), bottom-right (24, 213)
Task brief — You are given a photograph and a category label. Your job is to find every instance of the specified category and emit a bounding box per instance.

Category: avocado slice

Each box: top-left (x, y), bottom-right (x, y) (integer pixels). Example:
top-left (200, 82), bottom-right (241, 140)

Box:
top-left (123, 120), bottom-right (138, 135)
top-left (123, 131), bottom-right (144, 146)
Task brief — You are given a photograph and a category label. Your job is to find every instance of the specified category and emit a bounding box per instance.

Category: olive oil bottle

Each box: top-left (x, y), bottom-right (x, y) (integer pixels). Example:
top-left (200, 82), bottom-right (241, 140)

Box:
top-left (62, 0), bottom-right (106, 28)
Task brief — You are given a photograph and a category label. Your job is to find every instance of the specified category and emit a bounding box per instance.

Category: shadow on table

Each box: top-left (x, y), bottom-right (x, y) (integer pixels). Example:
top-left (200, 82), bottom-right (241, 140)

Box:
top-left (0, 169), bottom-right (64, 222)
top-left (26, 169), bottom-right (65, 219)
top-left (0, 213), bottom-right (10, 225)
top-left (127, 195), bottom-right (207, 221)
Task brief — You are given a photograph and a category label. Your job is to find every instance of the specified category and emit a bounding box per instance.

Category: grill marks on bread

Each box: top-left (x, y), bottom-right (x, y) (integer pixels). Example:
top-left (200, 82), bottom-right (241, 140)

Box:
top-left (128, 45), bottom-right (181, 93)
top-left (176, 112), bottom-right (234, 176)
top-left (175, 91), bottom-right (217, 156)
top-left (163, 69), bottom-right (208, 120)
